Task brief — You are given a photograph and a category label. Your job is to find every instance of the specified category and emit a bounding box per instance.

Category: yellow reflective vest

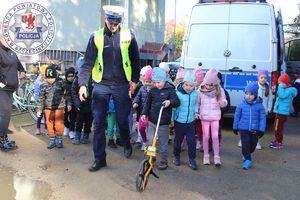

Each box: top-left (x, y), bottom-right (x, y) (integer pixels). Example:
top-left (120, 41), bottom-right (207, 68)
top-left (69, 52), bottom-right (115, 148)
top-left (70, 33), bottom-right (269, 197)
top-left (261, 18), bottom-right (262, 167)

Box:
top-left (92, 27), bottom-right (132, 83)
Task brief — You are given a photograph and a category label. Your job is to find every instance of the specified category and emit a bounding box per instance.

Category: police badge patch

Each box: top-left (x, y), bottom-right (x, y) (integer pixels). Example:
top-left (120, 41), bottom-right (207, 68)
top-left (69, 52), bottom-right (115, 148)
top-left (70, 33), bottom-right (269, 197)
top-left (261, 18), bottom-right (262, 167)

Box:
top-left (2, 2), bottom-right (56, 55)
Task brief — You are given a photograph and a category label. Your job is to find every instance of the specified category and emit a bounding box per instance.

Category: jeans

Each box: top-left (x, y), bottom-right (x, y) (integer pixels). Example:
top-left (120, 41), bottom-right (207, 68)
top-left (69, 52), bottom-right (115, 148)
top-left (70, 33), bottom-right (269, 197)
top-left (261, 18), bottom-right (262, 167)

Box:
top-left (173, 121), bottom-right (196, 160)
top-left (92, 84), bottom-right (131, 162)
top-left (240, 131), bottom-right (258, 161)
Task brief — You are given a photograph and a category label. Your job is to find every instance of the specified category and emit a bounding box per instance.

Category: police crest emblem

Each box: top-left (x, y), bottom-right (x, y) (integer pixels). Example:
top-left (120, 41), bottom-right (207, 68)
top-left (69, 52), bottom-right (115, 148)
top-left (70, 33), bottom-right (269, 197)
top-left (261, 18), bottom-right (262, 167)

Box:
top-left (2, 2), bottom-right (56, 55)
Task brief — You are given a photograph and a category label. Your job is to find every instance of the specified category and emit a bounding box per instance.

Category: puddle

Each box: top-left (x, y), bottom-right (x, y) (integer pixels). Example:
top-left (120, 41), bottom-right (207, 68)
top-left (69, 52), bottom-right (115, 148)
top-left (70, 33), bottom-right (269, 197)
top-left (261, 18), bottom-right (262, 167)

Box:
top-left (0, 165), bottom-right (51, 200)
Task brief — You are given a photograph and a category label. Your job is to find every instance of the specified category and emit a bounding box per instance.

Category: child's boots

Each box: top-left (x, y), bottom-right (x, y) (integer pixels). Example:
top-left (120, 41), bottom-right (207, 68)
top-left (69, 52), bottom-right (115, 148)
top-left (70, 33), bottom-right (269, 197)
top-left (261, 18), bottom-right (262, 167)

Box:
top-left (47, 137), bottom-right (56, 149)
top-left (56, 136), bottom-right (63, 148)
top-left (0, 135), bottom-right (17, 151)
top-left (81, 133), bottom-right (90, 144)
top-left (72, 132), bottom-right (81, 145)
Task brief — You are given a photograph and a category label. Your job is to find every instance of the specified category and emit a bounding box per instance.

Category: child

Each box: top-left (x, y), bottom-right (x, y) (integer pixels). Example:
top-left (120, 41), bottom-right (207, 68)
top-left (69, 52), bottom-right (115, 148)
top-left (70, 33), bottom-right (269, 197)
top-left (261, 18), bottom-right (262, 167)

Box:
top-left (198, 68), bottom-right (227, 166)
top-left (63, 67), bottom-right (76, 139)
top-left (256, 69), bottom-right (273, 149)
top-left (141, 67), bottom-right (180, 170)
top-left (37, 65), bottom-right (72, 149)
top-left (233, 82), bottom-right (266, 170)
top-left (174, 67), bottom-right (186, 87)
top-left (270, 74), bottom-right (297, 149)
top-left (71, 58), bottom-right (93, 145)
top-left (107, 96), bottom-right (122, 148)
top-left (291, 75), bottom-right (300, 117)
top-left (133, 68), bottom-right (153, 150)
top-left (34, 64), bottom-right (47, 135)
top-left (194, 68), bottom-right (204, 150)
top-left (173, 71), bottom-right (199, 170)
top-left (159, 62), bottom-right (175, 88)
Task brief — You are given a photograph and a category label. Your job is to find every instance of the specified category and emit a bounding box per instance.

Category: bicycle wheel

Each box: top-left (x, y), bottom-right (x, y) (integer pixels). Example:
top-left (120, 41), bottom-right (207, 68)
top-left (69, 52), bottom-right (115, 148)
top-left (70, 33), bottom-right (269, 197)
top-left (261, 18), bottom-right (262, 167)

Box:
top-left (26, 92), bottom-right (40, 122)
top-left (136, 159), bottom-right (151, 192)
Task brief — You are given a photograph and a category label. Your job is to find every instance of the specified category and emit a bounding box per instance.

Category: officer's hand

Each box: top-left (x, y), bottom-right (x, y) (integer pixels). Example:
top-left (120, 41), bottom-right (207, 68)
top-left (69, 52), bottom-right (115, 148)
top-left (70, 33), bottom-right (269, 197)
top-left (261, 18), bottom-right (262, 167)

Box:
top-left (128, 81), bottom-right (136, 99)
top-left (79, 86), bottom-right (87, 102)
top-left (141, 115), bottom-right (146, 122)
top-left (133, 103), bottom-right (138, 109)
top-left (67, 105), bottom-right (72, 112)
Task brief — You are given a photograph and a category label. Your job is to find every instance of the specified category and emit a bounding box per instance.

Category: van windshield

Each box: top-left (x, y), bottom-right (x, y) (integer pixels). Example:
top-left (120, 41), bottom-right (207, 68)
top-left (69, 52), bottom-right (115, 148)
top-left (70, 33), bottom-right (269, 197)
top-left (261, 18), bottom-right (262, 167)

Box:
top-left (227, 24), bottom-right (270, 61)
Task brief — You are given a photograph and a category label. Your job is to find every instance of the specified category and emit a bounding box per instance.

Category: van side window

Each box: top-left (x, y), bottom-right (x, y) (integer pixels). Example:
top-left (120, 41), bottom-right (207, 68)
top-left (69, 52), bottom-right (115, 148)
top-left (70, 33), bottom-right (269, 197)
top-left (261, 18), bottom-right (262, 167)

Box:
top-left (287, 40), bottom-right (300, 61)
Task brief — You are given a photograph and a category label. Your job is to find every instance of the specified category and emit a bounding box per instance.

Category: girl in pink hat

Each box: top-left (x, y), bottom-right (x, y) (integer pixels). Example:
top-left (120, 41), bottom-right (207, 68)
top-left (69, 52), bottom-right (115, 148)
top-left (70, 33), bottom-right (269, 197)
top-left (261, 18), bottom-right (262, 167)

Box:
top-left (197, 68), bottom-right (227, 166)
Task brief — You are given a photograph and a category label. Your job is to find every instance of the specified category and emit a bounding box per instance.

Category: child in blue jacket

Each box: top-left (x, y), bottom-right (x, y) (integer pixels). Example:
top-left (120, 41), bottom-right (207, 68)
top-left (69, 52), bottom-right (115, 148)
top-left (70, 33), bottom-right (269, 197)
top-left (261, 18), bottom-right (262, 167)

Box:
top-left (173, 71), bottom-right (199, 170)
top-left (233, 82), bottom-right (266, 170)
top-left (270, 74), bottom-right (297, 149)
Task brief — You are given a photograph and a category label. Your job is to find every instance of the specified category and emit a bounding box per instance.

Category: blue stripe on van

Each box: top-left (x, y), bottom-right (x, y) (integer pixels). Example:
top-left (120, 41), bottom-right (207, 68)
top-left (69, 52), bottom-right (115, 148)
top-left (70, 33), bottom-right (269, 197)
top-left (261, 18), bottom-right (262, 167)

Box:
top-left (223, 73), bottom-right (271, 91)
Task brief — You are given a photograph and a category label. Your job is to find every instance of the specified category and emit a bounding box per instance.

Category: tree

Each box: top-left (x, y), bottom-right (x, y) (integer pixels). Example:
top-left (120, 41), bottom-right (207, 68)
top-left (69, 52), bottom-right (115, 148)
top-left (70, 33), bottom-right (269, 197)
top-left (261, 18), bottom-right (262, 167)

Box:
top-left (165, 19), bottom-right (186, 58)
top-left (285, 14), bottom-right (300, 37)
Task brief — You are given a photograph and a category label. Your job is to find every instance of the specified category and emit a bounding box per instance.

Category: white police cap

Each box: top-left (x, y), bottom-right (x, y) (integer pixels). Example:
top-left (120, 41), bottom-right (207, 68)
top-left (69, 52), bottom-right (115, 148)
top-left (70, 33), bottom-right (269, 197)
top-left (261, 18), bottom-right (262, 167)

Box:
top-left (103, 5), bottom-right (125, 18)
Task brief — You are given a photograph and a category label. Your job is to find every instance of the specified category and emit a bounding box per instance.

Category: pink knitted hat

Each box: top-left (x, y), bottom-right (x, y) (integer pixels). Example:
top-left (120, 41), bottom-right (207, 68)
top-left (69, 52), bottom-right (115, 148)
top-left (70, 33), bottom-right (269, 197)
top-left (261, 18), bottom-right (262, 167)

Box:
top-left (144, 69), bottom-right (152, 81)
top-left (193, 68), bottom-right (203, 84)
top-left (176, 67), bottom-right (186, 80)
top-left (202, 68), bottom-right (218, 85)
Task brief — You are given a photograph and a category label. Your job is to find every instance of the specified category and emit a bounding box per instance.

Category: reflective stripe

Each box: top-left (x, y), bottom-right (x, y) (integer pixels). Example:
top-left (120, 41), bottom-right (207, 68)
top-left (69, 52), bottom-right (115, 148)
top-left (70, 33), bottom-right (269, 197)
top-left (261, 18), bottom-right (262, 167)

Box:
top-left (93, 27), bottom-right (132, 83)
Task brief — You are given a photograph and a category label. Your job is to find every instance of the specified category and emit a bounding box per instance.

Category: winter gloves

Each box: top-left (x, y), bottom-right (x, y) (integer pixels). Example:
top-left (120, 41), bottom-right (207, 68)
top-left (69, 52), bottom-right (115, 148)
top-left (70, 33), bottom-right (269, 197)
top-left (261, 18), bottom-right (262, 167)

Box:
top-left (233, 129), bottom-right (238, 135)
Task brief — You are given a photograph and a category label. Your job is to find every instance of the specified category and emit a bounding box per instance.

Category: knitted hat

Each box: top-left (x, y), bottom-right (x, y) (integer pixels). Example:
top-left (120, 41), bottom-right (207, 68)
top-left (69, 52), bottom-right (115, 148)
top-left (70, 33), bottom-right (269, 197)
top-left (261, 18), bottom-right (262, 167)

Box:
top-left (159, 62), bottom-right (170, 72)
top-left (202, 68), bottom-right (218, 85)
top-left (65, 67), bottom-right (75, 77)
top-left (144, 69), bottom-right (152, 81)
top-left (245, 82), bottom-right (259, 97)
top-left (194, 68), bottom-right (203, 84)
top-left (258, 69), bottom-right (268, 78)
top-left (140, 65), bottom-right (152, 76)
top-left (152, 67), bottom-right (166, 81)
top-left (183, 70), bottom-right (197, 85)
top-left (176, 67), bottom-right (186, 80)
top-left (278, 74), bottom-right (291, 86)
top-left (45, 65), bottom-right (57, 78)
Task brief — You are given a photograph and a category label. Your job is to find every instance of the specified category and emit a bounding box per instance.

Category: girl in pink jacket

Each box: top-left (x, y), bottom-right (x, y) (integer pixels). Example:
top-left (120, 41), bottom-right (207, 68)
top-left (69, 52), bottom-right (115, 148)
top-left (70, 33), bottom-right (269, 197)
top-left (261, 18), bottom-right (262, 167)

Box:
top-left (197, 68), bottom-right (227, 166)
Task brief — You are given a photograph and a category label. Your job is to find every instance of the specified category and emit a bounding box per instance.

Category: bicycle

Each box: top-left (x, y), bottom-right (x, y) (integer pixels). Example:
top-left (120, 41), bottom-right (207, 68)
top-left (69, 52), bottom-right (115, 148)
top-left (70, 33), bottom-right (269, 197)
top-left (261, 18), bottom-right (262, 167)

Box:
top-left (12, 76), bottom-right (38, 121)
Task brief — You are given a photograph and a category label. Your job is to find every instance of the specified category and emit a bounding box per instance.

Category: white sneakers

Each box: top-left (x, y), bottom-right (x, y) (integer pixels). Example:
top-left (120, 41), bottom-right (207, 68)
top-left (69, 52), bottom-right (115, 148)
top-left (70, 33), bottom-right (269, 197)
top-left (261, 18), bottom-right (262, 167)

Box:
top-left (196, 141), bottom-right (202, 150)
top-left (256, 142), bottom-right (262, 150)
top-left (214, 156), bottom-right (221, 167)
top-left (238, 140), bottom-right (262, 150)
top-left (63, 127), bottom-right (69, 137)
top-left (203, 155), bottom-right (210, 165)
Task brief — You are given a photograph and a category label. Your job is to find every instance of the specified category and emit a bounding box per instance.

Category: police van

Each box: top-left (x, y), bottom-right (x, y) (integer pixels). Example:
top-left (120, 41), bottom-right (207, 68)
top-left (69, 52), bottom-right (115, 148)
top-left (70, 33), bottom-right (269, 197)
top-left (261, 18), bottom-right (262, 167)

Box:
top-left (181, 0), bottom-right (285, 116)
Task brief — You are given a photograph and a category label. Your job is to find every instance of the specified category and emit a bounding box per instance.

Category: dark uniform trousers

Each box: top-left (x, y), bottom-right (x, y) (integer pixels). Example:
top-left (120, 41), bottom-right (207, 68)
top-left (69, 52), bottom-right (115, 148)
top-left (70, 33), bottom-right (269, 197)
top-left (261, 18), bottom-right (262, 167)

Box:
top-left (92, 83), bottom-right (131, 162)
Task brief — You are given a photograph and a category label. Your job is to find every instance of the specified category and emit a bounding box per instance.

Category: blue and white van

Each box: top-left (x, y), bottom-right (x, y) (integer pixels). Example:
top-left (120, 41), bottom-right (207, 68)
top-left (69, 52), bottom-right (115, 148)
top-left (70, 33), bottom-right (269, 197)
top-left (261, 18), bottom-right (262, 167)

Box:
top-left (181, 0), bottom-right (285, 116)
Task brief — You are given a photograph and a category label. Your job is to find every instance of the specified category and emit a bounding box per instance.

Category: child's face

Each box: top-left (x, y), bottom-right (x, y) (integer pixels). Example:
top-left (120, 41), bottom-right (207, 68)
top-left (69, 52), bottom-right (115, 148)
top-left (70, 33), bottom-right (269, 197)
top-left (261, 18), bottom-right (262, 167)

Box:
top-left (204, 83), bottom-right (214, 90)
top-left (183, 82), bottom-right (195, 94)
top-left (153, 80), bottom-right (165, 89)
top-left (67, 75), bottom-right (74, 82)
top-left (245, 92), bottom-right (255, 101)
top-left (46, 78), bottom-right (56, 84)
top-left (258, 75), bottom-right (267, 85)
top-left (144, 80), bottom-right (153, 88)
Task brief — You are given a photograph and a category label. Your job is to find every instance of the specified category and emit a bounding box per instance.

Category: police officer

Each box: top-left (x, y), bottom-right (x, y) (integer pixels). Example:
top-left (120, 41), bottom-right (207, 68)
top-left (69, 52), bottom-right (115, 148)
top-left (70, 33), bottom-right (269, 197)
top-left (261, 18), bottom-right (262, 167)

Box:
top-left (78, 5), bottom-right (140, 172)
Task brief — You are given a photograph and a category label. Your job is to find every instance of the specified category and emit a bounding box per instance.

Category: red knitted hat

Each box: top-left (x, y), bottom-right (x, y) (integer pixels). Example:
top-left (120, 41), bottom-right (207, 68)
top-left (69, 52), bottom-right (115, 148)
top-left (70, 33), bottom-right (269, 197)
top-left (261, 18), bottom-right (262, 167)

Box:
top-left (278, 74), bottom-right (291, 86)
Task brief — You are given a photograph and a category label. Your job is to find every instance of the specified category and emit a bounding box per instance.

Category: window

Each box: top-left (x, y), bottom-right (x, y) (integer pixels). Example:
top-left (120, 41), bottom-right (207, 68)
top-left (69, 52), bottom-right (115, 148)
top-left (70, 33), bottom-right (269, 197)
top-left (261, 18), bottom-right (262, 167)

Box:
top-left (287, 40), bottom-right (300, 61)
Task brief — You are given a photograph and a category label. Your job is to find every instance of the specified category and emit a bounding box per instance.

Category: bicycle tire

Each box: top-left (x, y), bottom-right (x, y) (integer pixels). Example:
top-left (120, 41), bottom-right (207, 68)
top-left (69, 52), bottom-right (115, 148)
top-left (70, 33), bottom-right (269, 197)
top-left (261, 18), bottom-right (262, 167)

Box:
top-left (26, 92), bottom-right (41, 122)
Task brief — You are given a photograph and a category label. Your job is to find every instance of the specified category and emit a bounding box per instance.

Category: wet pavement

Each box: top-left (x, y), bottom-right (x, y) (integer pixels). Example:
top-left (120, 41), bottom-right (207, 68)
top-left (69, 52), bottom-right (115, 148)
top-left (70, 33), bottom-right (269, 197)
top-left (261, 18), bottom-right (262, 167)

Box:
top-left (0, 165), bottom-right (51, 200)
